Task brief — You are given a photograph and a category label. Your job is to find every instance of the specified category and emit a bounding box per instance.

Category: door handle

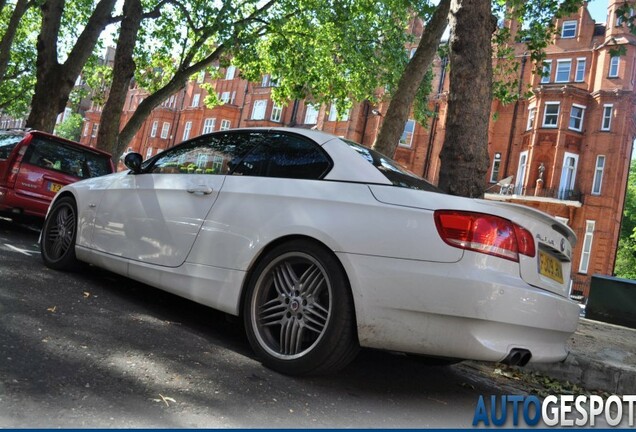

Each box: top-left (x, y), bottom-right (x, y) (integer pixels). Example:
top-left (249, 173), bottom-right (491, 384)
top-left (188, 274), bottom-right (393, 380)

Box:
top-left (186, 185), bottom-right (214, 195)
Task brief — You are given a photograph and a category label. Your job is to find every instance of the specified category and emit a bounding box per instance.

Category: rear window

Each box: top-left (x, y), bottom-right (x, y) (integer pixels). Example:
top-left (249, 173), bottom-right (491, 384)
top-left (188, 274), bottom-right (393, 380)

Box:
top-left (0, 133), bottom-right (23, 159)
top-left (344, 140), bottom-right (441, 192)
top-left (23, 138), bottom-right (112, 179)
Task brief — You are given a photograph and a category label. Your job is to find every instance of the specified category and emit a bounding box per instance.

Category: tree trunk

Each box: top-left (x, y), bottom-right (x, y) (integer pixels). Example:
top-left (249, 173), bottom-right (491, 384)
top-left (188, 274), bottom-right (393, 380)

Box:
top-left (437, 0), bottom-right (496, 198)
top-left (0, 0), bottom-right (32, 82)
top-left (114, 48), bottom-right (225, 160)
top-left (26, 0), bottom-right (117, 132)
top-left (96, 0), bottom-right (143, 155)
top-left (372, 0), bottom-right (450, 157)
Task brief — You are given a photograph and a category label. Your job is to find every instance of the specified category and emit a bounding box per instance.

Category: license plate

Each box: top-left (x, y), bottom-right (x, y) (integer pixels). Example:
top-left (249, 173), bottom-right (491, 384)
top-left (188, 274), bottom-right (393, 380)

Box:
top-left (48, 182), bottom-right (62, 193)
top-left (539, 250), bottom-right (563, 284)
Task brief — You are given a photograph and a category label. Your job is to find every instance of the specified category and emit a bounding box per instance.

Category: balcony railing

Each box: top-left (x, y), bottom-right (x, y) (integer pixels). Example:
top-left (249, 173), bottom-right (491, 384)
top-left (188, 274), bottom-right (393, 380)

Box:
top-left (495, 184), bottom-right (583, 203)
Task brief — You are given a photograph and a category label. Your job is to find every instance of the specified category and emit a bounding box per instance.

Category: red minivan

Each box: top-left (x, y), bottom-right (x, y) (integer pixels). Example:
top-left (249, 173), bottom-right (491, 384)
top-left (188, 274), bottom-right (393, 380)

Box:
top-left (0, 129), bottom-right (114, 220)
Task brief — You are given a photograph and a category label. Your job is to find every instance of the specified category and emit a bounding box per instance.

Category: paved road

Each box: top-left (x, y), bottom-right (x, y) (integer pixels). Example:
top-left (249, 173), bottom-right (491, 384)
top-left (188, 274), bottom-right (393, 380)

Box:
top-left (0, 217), bottom-right (551, 428)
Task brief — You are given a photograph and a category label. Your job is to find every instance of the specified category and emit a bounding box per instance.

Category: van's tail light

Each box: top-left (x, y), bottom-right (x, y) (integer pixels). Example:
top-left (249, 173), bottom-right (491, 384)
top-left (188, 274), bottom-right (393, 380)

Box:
top-left (6, 138), bottom-right (30, 187)
top-left (434, 210), bottom-right (536, 262)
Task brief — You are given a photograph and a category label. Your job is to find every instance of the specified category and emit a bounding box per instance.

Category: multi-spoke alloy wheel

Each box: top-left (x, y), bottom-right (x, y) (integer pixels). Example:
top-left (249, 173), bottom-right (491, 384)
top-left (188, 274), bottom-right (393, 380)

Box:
top-left (244, 240), bottom-right (359, 375)
top-left (40, 196), bottom-right (79, 270)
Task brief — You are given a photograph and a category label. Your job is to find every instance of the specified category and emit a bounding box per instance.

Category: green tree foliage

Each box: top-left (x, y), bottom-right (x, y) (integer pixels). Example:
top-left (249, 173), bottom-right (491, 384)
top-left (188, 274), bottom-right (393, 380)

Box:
top-left (54, 112), bottom-right (83, 141)
top-left (615, 159), bottom-right (636, 280)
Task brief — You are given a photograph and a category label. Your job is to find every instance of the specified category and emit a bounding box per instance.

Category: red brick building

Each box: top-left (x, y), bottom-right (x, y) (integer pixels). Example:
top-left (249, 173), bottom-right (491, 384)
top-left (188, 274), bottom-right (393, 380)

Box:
top-left (80, 1), bottom-right (635, 299)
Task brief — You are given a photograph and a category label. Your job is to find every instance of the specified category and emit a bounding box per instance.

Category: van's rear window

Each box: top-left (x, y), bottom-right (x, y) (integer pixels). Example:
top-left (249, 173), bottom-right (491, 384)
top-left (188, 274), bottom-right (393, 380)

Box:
top-left (0, 134), bottom-right (22, 159)
top-left (24, 138), bottom-right (112, 179)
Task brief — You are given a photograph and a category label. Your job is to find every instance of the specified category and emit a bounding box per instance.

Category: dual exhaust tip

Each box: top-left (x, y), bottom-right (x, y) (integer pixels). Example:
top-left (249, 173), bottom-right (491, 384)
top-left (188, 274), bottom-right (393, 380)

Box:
top-left (501, 348), bottom-right (532, 367)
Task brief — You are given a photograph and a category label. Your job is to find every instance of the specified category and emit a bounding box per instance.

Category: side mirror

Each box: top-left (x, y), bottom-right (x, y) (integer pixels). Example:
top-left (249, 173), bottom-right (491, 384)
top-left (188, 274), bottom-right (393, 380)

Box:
top-left (124, 152), bottom-right (143, 174)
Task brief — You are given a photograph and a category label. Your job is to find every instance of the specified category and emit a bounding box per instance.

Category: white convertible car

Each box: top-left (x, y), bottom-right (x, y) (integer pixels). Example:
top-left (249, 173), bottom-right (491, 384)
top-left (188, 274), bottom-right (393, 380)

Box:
top-left (40, 128), bottom-right (580, 375)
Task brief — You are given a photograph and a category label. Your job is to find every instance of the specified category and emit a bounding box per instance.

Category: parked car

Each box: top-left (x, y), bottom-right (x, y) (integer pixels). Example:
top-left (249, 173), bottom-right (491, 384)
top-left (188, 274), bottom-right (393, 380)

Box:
top-left (0, 129), bottom-right (114, 220)
top-left (40, 128), bottom-right (580, 375)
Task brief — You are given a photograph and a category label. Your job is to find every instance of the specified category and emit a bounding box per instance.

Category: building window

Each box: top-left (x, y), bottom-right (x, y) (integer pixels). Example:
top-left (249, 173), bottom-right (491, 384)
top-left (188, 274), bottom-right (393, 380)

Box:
top-left (555, 59), bottom-right (572, 83)
top-left (304, 105), bottom-right (319, 124)
top-left (542, 102), bottom-right (560, 128)
top-left (203, 118), bottom-right (216, 134)
top-left (561, 20), bottom-right (577, 38)
top-left (146, 147), bottom-right (153, 159)
top-left (160, 122), bottom-right (170, 139)
top-left (592, 155), bottom-right (605, 195)
top-left (579, 220), bottom-right (595, 274)
top-left (220, 92), bottom-right (230, 103)
top-left (609, 56), bottom-right (620, 78)
top-left (261, 74), bottom-right (270, 87)
top-left (271, 104), bottom-right (282, 122)
top-left (399, 119), bottom-right (416, 147)
top-left (568, 104), bottom-right (585, 132)
top-left (328, 104), bottom-right (350, 122)
top-left (83, 123), bottom-right (90, 137)
top-left (150, 121), bottom-right (158, 137)
top-left (169, 95), bottom-right (175, 108)
top-left (490, 152), bottom-right (501, 183)
top-left (225, 65), bottom-right (236, 80)
top-left (192, 93), bottom-right (200, 107)
top-left (220, 119), bottom-right (231, 130)
top-left (527, 106), bottom-right (537, 130)
top-left (91, 123), bottom-right (99, 137)
top-left (559, 152), bottom-right (579, 200)
top-left (197, 71), bottom-right (205, 83)
top-left (601, 104), bottom-right (613, 131)
top-left (230, 91), bottom-right (236, 104)
top-left (541, 61), bottom-right (552, 83)
top-left (515, 151), bottom-right (528, 193)
top-left (251, 100), bottom-right (267, 120)
top-left (182, 121), bottom-right (192, 141)
top-left (575, 58), bottom-right (586, 82)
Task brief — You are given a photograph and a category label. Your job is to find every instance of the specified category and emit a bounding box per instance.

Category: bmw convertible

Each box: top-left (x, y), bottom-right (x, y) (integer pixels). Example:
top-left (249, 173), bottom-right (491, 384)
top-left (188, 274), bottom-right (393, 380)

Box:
top-left (40, 128), bottom-right (580, 375)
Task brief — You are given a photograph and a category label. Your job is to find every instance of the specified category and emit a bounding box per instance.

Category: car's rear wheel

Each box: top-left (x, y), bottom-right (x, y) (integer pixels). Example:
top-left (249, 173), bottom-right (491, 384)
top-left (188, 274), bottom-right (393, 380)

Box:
top-left (244, 240), bottom-right (359, 375)
top-left (40, 196), bottom-right (79, 271)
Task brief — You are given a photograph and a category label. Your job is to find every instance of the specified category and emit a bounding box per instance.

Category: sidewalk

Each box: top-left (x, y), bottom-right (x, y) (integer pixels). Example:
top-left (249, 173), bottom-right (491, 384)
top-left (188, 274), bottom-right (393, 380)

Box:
top-left (525, 318), bottom-right (636, 395)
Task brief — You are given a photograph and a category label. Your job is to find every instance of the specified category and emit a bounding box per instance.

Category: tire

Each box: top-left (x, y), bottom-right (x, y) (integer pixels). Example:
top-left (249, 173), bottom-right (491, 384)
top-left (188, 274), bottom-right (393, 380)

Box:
top-left (243, 240), bottom-right (359, 375)
top-left (40, 196), bottom-right (79, 271)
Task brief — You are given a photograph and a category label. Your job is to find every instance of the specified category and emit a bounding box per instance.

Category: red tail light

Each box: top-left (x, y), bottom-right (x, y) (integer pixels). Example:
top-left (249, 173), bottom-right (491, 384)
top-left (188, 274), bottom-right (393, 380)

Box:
top-left (434, 210), bottom-right (536, 262)
top-left (6, 136), bottom-right (30, 187)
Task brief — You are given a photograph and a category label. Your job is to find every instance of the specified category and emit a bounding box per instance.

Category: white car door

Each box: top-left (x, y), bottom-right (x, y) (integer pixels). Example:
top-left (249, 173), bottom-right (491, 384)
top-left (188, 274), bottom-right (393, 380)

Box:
top-left (91, 133), bottom-right (254, 267)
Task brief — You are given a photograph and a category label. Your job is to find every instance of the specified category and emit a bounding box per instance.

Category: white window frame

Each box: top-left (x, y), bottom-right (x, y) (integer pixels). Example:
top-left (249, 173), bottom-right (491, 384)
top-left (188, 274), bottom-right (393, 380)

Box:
top-left (160, 122), bottom-right (170, 139)
top-left (489, 152), bottom-right (502, 183)
top-left (568, 104), bottom-right (585, 132)
top-left (527, 106), bottom-right (537, 130)
top-left (220, 92), bottom-right (230, 103)
top-left (601, 104), bottom-right (613, 131)
top-left (182, 121), bottom-right (192, 141)
top-left (192, 93), bottom-right (200, 107)
top-left (197, 71), bottom-right (205, 83)
top-left (304, 105), bottom-right (319, 124)
top-left (203, 118), bottom-right (216, 134)
top-left (515, 151), bottom-right (529, 193)
top-left (559, 152), bottom-right (579, 200)
top-left (220, 119), bottom-right (231, 131)
top-left (150, 120), bottom-right (158, 137)
top-left (561, 20), bottom-right (577, 38)
top-left (592, 155), bottom-right (605, 196)
top-left (555, 59), bottom-right (572, 83)
top-left (251, 100), bottom-right (267, 120)
top-left (575, 58), bottom-right (586, 82)
top-left (541, 60), bottom-right (552, 84)
top-left (542, 102), bottom-right (560, 128)
top-left (609, 56), bottom-right (620, 78)
top-left (579, 220), bottom-right (595, 274)
top-left (399, 119), bottom-right (416, 147)
top-left (83, 122), bottom-right (90, 137)
top-left (146, 147), bottom-right (153, 159)
top-left (91, 123), bottom-right (99, 137)
top-left (271, 104), bottom-right (282, 122)
top-left (225, 65), bottom-right (236, 80)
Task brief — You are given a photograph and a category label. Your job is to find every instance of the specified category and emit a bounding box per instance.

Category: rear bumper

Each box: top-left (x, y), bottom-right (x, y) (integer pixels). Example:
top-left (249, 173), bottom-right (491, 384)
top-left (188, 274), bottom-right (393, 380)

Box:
top-left (338, 252), bottom-right (580, 363)
top-left (0, 186), bottom-right (49, 218)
